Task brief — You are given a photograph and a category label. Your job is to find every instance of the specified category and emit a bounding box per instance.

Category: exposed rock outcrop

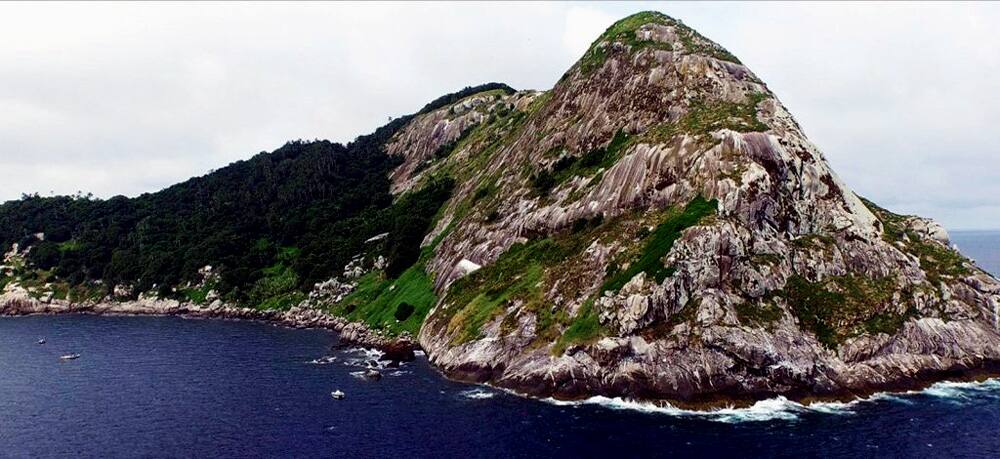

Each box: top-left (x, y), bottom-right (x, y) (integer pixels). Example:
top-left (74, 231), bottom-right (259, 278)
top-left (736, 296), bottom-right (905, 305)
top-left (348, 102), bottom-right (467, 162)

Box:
top-left (383, 11), bottom-right (1000, 405)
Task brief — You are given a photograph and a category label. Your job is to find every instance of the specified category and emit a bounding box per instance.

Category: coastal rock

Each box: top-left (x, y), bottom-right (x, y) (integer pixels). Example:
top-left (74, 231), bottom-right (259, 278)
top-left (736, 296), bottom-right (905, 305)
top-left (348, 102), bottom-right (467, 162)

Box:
top-left (399, 12), bottom-right (1000, 405)
top-left (0, 288), bottom-right (416, 358)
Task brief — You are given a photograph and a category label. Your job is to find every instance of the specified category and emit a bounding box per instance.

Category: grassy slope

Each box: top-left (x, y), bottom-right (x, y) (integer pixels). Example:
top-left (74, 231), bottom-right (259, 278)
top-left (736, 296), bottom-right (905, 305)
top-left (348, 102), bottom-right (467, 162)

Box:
top-left (440, 196), bottom-right (717, 353)
top-left (331, 263), bottom-right (437, 336)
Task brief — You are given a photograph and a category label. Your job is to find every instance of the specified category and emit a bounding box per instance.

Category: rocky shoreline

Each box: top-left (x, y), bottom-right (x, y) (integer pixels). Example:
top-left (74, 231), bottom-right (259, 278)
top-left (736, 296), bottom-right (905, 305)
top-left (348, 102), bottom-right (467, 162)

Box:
top-left (0, 289), bottom-right (418, 362)
top-left (6, 288), bottom-right (1000, 410)
top-left (447, 353), bottom-right (1000, 411)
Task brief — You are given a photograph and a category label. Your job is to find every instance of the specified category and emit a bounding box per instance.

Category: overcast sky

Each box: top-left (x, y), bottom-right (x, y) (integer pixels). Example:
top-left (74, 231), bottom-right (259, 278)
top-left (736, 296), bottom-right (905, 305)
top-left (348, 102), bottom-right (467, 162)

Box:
top-left (2, 2), bottom-right (998, 230)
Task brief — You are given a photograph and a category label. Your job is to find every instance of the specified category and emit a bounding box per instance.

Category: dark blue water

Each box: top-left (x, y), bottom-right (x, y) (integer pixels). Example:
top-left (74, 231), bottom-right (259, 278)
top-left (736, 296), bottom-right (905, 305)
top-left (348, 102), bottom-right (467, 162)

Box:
top-left (0, 231), bottom-right (998, 458)
top-left (953, 230), bottom-right (1000, 276)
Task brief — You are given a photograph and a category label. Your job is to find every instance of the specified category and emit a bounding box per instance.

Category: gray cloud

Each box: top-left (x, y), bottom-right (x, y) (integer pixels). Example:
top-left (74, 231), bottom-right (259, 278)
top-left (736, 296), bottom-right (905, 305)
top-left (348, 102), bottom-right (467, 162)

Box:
top-left (1, 2), bottom-right (997, 229)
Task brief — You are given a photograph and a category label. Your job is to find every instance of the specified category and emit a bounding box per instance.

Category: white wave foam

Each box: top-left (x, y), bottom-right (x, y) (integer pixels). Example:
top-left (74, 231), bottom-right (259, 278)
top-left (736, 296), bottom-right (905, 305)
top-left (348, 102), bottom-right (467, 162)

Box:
top-left (541, 395), bottom-right (854, 423)
top-left (539, 378), bottom-right (1000, 422)
top-left (866, 392), bottom-right (915, 405)
top-left (347, 348), bottom-right (384, 361)
top-left (342, 348), bottom-right (387, 369)
top-left (460, 388), bottom-right (497, 400)
top-left (921, 378), bottom-right (1000, 402)
top-left (306, 356), bottom-right (337, 365)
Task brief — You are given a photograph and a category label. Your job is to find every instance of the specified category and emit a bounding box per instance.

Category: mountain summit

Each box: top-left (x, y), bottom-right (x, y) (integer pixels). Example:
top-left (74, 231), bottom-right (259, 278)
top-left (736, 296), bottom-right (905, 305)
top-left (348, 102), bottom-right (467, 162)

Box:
top-left (402, 11), bottom-right (1000, 403)
top-left (3, 11), bottom-right (1000, 406)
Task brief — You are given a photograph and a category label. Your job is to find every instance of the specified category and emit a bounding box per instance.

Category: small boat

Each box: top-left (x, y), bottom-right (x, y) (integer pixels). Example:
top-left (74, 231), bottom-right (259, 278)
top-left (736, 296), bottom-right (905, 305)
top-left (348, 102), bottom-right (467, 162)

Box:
top-left (59, 353), bottom-right (80, 361)
top-left (37, 339), bottom-right (46, 345)
top-left (330, 390), bottom-right (345, 400)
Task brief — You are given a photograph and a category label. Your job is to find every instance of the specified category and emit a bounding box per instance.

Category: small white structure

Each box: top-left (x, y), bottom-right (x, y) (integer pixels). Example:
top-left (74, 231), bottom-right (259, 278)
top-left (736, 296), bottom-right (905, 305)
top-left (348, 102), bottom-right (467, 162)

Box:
top-left (455, 259), bottom-right (482, 278)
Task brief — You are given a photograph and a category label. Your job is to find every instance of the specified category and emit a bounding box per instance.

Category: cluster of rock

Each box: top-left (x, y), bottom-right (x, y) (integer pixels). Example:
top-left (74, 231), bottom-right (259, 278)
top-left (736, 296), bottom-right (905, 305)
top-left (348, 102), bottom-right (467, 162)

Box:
top-left (0, 284), bottom-right (416, 361)
top-left (308, 278), bottom-right (356, 304)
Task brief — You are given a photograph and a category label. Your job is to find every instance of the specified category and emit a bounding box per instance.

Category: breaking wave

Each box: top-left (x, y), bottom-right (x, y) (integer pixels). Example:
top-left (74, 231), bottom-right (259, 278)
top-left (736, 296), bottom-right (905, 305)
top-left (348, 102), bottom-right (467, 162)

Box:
top-left (542, 395), bottom-right (853, 423)
top-left (342, 348), bottom-right (390, 369)
top-left (539, 378), bottom-right (1000, 423)
top-left (460, 388), bottom-right (497, 400)
top-left (921, 378), bottom-right (1000, 403)
top-left (305, 356), bottom-right (338, 365)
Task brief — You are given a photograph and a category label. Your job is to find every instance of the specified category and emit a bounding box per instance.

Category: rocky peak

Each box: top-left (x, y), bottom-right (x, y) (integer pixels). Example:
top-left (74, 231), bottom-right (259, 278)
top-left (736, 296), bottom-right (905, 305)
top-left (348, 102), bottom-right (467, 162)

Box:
top-left (381, 11), bottom-right (1000, 405)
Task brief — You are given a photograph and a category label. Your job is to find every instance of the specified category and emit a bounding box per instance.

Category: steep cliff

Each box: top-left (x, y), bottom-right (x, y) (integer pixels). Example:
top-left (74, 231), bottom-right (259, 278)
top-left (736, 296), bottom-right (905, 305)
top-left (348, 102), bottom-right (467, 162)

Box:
top-left (388, 11), bottom-right (1000, 404)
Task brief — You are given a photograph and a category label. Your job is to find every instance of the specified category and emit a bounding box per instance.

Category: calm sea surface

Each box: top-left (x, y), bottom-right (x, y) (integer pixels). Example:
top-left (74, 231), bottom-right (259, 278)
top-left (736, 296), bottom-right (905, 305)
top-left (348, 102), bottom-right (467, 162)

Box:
top-left (1, 231), bottom-right (998, 458)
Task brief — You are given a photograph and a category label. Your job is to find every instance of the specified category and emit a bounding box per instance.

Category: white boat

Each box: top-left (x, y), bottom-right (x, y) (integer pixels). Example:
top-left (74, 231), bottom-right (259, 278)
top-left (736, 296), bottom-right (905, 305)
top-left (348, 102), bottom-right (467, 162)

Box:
top-left (59, 353), bottom-right (80, 361)
top-left (37, 339), bottom-right (46, 345)
top-left (330, 390), bottom-right (345, 400)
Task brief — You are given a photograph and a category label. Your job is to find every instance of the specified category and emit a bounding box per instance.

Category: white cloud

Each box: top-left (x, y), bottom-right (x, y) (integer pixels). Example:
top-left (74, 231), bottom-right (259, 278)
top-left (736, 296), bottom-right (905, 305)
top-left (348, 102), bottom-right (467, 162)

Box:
top-left (562, 6), bottom-right (617, 59)
top-left (1, 2), bottom-right (998, 229)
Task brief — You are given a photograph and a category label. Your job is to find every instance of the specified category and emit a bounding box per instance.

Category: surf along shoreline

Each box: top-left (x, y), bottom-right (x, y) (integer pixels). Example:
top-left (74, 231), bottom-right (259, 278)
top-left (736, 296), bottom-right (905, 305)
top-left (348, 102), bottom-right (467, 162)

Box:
top-left (4, 289), bottom-right (1000, 414)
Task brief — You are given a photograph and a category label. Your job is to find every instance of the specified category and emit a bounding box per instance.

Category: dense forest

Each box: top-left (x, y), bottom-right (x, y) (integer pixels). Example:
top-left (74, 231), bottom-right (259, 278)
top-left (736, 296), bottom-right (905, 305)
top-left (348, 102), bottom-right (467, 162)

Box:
top-left (0, 84), bottom-right (505, 306)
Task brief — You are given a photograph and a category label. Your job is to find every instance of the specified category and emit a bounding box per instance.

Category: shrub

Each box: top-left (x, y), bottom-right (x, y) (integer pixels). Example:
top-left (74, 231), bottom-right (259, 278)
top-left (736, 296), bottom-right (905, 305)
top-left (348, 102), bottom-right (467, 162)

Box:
top-left (394, 302), bottom-right (416, 322)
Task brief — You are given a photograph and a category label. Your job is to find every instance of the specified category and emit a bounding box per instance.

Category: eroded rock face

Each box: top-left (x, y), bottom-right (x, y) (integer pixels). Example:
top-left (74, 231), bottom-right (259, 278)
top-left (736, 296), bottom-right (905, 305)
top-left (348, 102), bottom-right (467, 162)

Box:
top-left (379, 12), bottom-right (1000, 404)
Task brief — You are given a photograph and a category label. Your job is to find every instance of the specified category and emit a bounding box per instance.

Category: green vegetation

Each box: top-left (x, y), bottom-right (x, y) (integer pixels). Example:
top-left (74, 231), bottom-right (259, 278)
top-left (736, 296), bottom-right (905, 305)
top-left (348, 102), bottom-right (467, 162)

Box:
top-left (442, 196), bottom-right (715, 351)
top-left (524, 91), bottom-right (552, 116)
top-left (579, 11), bottom-right (674, 74)
top-left (735, 301), bottom-right (783, 328)
top-left (382, 177), bottom-right (456, 278)
top-left (908, 239), bottom-right (970, 284)
top-left (180, 281), bottom-right (216, 305)
top-left (780, 274), bottom-right (900, 349)
top-left (642, 92), bottom-right (768, 145)
top-left (332, 263), bottom-right (437, 336)
top-left (602, 196), bottom-right (717, 293)
top-left (430, 99), bottom-right (534, 197)
top-left (553, 299), bottom-right (602, 355)
top-left (681, 93), bottom-right (768, 134)
top-left (57, 240), bottom-right (82, 252)
top-left (577, 11), bottom-right (739, 75)
top-left (0, 86), bottom-right (468, 310)
top-left (530, 130), bottom-right (631, 196)
top-left (861, 198), bottom-right (971, 284)
top-left (246, 247), bottom-right (301, 311)
top-left (416, 83), bottom-right (515, 115)
top-left (394, 302), bottom-right (415, 322)
top-left (444, 240), bottom-right (558, 344)
top-left (792, 233), bottom-right (836, 250)
top-left (443, 211), bottom-right (625, 345)
top-left (472, 180), bottom-right (497, 204)
top-left (863, 309), bottom-right (918, 336)
top-left (750, 253), bottom-right (784, 267)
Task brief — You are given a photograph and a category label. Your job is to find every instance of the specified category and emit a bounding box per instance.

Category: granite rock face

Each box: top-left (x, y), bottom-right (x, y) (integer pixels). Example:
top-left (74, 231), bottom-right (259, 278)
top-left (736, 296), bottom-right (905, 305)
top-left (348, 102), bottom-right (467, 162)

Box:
top-left (381, 12), bottom-right (1000, 404)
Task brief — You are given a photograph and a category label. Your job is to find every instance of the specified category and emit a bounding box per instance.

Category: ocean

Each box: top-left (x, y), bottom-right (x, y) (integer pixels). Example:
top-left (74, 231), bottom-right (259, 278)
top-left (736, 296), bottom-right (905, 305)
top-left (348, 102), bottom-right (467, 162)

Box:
top-left (1, 230), bottom-right (998, 458)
